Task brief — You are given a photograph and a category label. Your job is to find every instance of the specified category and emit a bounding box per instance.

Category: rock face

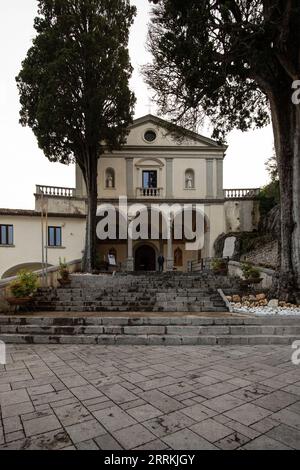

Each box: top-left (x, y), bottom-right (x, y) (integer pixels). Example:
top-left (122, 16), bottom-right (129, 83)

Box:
top-left (256, 293), bottom-right (266, 301)
top-left (214, 203), bottom-right (280, 271)
top-left (215, 233), bottom-right (243, 260)
top-left (259, 204), bottom-right (281, 240)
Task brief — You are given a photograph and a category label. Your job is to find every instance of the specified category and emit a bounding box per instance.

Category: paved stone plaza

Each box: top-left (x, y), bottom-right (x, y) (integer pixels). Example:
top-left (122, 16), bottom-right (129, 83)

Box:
top-left (0, 344), bottom-right (300, 450)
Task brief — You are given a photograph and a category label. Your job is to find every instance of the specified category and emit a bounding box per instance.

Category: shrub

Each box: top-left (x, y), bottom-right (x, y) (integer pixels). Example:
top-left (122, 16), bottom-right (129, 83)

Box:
top-left (211, 259), bottom-right (228, 273)
top-left (59, 258), bottom-right (69, 279)
top-left (9, 270), bottom-right (39, 298)
top-left (241, 263), bottom-right (261, 279)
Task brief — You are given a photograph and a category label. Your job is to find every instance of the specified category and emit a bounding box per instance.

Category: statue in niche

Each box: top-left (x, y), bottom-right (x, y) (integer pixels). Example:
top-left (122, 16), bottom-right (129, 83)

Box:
top-left (186, 173), bottom-right (194, 189)
top-left (106, 174), bottom-right (114, 188)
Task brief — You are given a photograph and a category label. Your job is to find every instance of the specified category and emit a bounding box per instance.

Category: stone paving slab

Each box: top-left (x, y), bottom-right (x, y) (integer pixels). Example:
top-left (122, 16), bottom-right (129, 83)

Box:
top-left (0, 344), bottom-right (300, 450)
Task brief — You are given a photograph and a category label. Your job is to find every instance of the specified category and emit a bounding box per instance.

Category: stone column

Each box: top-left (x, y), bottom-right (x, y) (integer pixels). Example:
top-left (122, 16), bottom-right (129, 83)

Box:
top-left (126, 216), bottom-right (134, 271)
top-left (126, 158), bottom-right (134, 198)
top-left (206, 159), bottom-right (214, 199)
top-left (166, 215), bottom-right (174, 271)
top-left (165, 158), bottom-right (174, 198)
top-left (216, 159), bottom-right (224, 198)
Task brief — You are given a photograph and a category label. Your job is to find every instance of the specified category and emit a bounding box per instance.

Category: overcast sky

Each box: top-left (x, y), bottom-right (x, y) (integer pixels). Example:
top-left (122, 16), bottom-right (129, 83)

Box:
top-left (0, 0), bottom-right (274, 210)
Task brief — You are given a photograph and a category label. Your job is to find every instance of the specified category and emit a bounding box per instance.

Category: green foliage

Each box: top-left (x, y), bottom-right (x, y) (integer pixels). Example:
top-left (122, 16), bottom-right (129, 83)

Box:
top-left (59, 257), bottom-right (69, 279)
top-left (9, 270), bottom-right (39, 298)
top-left (265, 154), bottom-right (279, 183)
top-left (145, 1), bottom-right (300, 142)
top-left (211, 259), bottom-right (227, 271)
top-left (16, 0), bottom-right (136, 164)
top-left (16, 0), bottom-right (137, 271)
top-left (257, 180), bottom-right (280, 220)
top-left (241, 263), bottom-right (261, 280)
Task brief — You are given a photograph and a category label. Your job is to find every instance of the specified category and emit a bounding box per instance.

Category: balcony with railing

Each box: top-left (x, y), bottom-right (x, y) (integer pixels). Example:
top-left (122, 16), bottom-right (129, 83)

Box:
top-left (36, 185), bottom-right (76, 198)
top-left (224, 188), bottom-right (260, 200)
top-left (136, 187), bottom-right (163, 198)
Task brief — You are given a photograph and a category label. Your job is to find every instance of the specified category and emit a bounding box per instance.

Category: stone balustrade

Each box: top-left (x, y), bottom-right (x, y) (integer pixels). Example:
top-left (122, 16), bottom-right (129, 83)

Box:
top-left (36, 185), bottom-right (76, 198)
top-left (224, 188), bottom-right (260, 199)
top-left (136, 187), bottom-right (163, 197)
top-left (35, 185), bottom-right (260, 201)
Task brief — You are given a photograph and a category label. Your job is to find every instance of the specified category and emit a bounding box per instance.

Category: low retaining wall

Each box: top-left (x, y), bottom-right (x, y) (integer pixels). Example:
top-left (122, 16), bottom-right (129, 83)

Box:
top-left (228, 261), bottom-right (275, 290)
top-left (241, 240), bottom-right (279, 269)
top-left (0, 259), bottom-right (82, 313)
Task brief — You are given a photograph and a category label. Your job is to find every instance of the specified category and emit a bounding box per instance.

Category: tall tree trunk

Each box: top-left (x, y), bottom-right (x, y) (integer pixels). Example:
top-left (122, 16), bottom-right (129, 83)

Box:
top-left (81, 154), bottom-right (98, 273)
top-left (269, 87), bottom-right (300, 301)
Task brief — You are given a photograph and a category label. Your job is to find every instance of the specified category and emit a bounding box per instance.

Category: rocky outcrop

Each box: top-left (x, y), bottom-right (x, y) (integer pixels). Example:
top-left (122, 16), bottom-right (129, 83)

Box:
top-left (259, 204), bottom-right (280, 240)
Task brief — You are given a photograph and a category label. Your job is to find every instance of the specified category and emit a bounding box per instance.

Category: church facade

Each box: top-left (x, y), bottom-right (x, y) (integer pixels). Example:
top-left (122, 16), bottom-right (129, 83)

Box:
top-left (0, 115), bottom-right (260, 278)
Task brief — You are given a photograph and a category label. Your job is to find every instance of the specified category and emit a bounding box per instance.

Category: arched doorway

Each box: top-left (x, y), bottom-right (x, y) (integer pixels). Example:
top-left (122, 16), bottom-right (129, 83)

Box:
top-left (135, 244), bottom-right (156, 271)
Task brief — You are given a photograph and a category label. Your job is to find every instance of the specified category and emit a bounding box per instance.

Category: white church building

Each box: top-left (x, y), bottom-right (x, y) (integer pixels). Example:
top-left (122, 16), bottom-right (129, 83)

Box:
top-left (0, 115), bottom-right (259, 279)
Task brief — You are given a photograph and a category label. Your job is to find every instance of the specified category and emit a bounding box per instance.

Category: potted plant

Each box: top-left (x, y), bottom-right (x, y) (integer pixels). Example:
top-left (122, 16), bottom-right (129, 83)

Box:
top-left (211, 258), bottom-right (228, 275)
top-left (5, 270), bottom-right (39, 307)
top-left (58, 258), bottom-right (71, 286)
top-left (240, 262), bottom-right (262, 286)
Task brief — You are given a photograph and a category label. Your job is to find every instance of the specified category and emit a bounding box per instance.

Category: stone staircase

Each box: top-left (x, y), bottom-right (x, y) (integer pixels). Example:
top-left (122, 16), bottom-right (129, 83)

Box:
top-left (3, 273), bottom-right (296, 346)
top-left (0, 315), bottom-right (300, 345)
top-left (32, 272), bottom-right (238, 313)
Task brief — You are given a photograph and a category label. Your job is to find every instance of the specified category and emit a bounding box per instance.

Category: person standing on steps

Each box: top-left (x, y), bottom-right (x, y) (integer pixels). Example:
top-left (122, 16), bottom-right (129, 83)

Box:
top-left (158, 254), bottom-right (165, 273)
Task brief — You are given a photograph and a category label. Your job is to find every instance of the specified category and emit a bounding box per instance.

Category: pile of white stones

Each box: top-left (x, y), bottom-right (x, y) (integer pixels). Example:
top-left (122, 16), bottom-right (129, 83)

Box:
top-left (227, 294), bottom-right (300, 316)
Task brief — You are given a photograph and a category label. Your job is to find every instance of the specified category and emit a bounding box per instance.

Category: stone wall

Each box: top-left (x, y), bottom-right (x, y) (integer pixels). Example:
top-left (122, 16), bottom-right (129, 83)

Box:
top-left (35, 195), bottom-right (87, 215)
top-left (241, 240), bottom-right (279, 269)
top-left (224, 199), bottom-right (260, 232)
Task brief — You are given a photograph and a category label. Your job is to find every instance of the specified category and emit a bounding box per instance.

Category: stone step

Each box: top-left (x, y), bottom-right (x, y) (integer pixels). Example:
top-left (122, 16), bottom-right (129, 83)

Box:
top-left (2, 316), bottom-right (299, 326)
top-left (34, 294), bottom-right (222, 301)
top-left (1, 324), bottom-right (300, 336)
top-left (31, 272), bottom-right (243, 315)
top-left (35, 289), bottom-right (221, 295)
top-left (33, 299), bottom-right (224, 307)
top-left (0, 333), bottom-right (298, 345)
top-left (31, 305), bottom-right (227, 313)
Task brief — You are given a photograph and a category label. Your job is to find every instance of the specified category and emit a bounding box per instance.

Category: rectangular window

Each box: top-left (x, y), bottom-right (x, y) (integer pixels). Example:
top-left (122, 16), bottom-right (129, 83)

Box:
top-left (0, 225), bottom-right (14, 246)
top-left (48, 226), bottom-right (62, 247)
top-left (143, 170), bottom-right (157, 188)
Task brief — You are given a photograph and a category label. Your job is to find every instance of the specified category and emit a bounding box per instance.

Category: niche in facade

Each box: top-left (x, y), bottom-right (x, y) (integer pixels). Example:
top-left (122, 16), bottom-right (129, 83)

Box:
top-left (185, 169), bottom-right (195, 189)
top-left (105, 168), bottom-right (115, 189)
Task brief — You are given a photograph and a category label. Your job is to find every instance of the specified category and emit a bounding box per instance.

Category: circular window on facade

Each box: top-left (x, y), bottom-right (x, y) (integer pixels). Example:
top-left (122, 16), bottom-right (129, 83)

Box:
top-left (144, 130), bottom-right (157, 143)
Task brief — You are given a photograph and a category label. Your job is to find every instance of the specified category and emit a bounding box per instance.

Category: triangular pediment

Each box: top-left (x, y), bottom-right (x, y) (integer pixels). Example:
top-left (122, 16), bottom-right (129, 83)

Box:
top-left (124, 114), bottom-right (225, 149)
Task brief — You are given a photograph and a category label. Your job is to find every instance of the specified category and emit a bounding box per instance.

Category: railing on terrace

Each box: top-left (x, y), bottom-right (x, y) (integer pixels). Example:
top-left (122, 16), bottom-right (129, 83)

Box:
top-left (36, 185), bottom-right (76, 198)
top-left (224, 188), bottom-right (260, 199)
top-left (35, 185), bottom-right (260, 200)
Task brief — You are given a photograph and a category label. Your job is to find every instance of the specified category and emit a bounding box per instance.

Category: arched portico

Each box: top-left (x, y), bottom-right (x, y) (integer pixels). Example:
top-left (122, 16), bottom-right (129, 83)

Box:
top-left (134, 242), bottom-right (158, 272)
